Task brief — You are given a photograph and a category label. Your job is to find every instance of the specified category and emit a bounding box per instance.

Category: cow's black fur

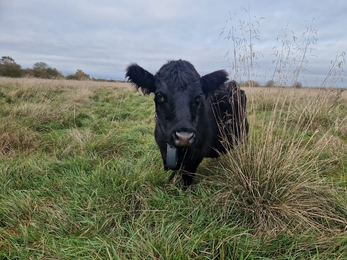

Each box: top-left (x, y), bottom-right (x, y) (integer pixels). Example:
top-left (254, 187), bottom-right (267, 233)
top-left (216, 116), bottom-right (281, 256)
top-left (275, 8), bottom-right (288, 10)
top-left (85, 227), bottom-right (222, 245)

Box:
top-left (126, 60), bottom-right (248, 187)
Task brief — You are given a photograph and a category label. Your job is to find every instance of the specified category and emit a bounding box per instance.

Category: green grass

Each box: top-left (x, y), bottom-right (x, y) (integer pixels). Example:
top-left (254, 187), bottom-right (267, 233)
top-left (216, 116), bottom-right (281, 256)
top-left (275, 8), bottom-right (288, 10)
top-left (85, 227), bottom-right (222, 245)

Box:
top-left (1, 78), bottom-right (347, 259)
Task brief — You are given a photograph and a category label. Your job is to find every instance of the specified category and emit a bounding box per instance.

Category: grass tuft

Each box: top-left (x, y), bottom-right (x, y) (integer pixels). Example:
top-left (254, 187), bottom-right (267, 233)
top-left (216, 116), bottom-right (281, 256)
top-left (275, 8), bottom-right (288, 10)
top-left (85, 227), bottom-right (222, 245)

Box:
top-left (204, 88), bottom-right (347, 239)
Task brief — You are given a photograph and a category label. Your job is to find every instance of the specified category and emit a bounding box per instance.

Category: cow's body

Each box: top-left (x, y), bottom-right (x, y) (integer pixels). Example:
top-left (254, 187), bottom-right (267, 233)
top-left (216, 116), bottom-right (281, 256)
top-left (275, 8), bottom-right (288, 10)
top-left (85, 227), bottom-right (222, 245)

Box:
top-left (126, 60), bottom-right (248, 186)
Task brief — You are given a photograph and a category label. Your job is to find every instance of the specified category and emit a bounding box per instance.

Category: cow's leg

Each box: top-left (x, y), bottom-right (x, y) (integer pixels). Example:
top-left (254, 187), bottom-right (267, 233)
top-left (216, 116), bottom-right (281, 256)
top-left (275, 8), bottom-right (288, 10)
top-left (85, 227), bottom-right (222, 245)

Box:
top-left (163, 163), bottom-right (193, 186)
top-left (182, 159), bottom-right (202, 188)
top-left (182, 171), bottom-right (195, 187)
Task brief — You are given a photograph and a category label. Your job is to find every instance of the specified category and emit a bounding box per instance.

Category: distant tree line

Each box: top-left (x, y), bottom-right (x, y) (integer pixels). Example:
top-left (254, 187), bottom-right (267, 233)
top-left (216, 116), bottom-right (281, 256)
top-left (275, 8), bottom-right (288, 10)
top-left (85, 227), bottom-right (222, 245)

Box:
top-left (0, 56), bottom-right (91, 80)
top-left (240, 79), bottom-right (303, 88)
top-left (1, 56), bottom-right (302, 86)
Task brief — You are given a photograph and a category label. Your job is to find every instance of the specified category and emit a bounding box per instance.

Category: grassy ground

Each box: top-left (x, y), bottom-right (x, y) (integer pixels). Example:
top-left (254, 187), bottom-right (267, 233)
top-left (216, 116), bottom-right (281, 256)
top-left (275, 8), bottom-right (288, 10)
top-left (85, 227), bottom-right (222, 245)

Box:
top-left (0, 77), bottom-right (347, 259)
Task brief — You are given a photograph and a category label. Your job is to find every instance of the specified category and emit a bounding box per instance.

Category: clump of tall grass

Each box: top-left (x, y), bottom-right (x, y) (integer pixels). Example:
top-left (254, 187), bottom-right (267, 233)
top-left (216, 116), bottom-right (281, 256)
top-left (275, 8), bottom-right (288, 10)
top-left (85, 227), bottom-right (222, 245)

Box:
top-left (215, 10), bottom-right (347, 240)
top-left (205, 91), bottom-right (347, 237)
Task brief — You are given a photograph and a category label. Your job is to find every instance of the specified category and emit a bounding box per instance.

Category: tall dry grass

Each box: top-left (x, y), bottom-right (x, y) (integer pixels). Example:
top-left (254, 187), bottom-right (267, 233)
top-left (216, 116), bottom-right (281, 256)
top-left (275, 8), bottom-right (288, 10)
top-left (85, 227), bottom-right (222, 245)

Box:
top-left (204, 86), bottom-right (347, 237)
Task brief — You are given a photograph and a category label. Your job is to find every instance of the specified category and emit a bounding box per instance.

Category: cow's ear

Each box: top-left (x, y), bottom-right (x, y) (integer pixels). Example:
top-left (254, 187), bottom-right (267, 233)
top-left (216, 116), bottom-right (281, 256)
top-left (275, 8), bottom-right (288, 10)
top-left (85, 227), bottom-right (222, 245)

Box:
top-left (201, 70), bottom-right (228, 96)
top-left (125, 63), bottom-right (156, 94)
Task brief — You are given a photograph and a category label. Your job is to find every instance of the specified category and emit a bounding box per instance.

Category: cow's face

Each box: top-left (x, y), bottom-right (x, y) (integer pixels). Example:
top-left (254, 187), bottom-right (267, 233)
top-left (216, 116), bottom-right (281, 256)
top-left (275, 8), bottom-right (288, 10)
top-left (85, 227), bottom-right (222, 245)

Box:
top-left (126, 60), bottom-right (228, 147)
top-left (154, 68), bottom-right (203, 147)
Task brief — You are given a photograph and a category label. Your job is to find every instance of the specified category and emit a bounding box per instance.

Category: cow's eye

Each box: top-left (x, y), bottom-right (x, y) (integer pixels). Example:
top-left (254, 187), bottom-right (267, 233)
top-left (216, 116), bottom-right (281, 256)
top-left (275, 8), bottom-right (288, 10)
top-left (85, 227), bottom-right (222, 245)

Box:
top-left (155, 92), bottom-right (166, 103)
top-left (195, 96), bottom-right (201, 105)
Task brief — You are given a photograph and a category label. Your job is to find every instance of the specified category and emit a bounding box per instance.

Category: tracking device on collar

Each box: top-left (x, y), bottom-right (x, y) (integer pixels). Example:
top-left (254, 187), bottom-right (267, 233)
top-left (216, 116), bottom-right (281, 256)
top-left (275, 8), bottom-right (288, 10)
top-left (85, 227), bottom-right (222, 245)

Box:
top-left (166, 144), bottom-right (178, 169)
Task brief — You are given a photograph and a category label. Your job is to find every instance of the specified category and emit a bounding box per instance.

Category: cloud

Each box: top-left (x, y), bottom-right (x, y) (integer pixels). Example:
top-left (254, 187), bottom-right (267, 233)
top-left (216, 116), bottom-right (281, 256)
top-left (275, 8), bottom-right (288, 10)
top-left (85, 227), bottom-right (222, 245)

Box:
top-left (1, 0), bottom-right (346, 86)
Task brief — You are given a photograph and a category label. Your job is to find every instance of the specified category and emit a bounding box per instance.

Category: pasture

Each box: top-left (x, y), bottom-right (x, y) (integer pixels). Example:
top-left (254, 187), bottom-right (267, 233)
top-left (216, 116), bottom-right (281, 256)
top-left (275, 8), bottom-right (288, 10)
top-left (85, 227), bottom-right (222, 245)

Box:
top-left (0, 77), bottom-right (347, 259)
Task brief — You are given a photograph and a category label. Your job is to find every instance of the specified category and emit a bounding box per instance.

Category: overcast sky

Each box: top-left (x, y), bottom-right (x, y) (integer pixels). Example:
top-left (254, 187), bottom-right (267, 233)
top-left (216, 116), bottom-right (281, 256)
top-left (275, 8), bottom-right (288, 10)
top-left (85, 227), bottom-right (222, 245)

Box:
top-left (1, 0), bottom-right (346, 87)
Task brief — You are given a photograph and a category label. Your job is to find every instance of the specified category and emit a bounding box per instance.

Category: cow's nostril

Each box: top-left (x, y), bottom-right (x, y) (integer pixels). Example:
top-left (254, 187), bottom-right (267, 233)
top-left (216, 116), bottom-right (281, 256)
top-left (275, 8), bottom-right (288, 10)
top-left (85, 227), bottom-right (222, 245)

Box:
top-left (173, 131), bottom-right (195, 147)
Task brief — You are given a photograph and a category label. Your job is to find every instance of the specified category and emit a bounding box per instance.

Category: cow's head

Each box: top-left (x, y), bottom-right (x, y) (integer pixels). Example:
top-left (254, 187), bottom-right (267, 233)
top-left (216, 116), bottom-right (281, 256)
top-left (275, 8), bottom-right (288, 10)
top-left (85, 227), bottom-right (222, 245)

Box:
top-left (126, 60), bottom-right (228, 148)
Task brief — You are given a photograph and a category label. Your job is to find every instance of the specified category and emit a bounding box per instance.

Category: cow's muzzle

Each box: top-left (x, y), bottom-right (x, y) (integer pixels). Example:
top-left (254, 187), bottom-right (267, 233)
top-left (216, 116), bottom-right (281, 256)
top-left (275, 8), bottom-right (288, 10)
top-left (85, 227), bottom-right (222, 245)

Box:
top-left (173, 131), bottom-right (195, 147)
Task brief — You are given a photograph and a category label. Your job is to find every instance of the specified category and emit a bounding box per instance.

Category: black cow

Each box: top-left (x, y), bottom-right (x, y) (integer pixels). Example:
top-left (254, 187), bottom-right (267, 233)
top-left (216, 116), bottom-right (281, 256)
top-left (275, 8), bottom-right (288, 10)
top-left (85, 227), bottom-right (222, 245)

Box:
top-left (126, 60), bottom-right (248, 187)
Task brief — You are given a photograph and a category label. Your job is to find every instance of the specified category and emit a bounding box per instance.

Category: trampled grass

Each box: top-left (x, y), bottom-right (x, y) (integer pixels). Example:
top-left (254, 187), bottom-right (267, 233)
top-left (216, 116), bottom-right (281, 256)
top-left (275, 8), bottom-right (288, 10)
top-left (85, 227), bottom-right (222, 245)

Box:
top-left (0, 77), bottom-right (347, 259)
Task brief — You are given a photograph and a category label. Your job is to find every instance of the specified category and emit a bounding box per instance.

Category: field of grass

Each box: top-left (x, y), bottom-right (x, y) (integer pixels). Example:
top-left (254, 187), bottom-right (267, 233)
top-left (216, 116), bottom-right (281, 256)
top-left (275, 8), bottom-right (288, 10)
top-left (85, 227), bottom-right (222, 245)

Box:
top-left (0, 77), bottom-right (347, 259)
